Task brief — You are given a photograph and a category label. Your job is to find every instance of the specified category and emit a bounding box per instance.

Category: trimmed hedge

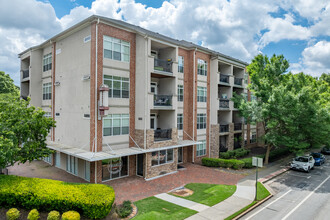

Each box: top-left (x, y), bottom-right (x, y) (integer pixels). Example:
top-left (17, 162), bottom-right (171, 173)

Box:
top-left (241, 158), bottom-right (253, 168)
top-left (219, 148), bottom-right (250, 159)
top-left (202, 158), bottom-right (245, 170)
top-left (0, 175), bottom-right (115, 219)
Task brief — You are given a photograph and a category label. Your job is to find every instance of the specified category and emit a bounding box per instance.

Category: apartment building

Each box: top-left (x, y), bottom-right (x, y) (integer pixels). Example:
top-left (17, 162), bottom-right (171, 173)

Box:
top-left (19, 15), bottom-right (258, 183)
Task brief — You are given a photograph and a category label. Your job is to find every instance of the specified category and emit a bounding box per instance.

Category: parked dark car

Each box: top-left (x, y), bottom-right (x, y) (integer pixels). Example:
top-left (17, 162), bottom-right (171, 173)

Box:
top-left (310, 152), bottom-right (326, 166)
top-left (321, 147), bottom-right (330, 155)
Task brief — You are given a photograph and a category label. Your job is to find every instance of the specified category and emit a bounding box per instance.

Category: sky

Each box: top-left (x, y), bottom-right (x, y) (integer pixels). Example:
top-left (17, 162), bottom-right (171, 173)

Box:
top-left (1, 0), bottom-right (330, 85)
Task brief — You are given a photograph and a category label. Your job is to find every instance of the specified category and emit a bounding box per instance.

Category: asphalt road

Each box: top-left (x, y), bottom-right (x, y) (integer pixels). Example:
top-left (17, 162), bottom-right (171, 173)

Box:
top-left (241, 155), bottom-right (330, 220)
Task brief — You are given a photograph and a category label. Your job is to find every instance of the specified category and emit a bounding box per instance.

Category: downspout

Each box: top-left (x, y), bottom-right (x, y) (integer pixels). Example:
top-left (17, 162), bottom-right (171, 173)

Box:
top-left (144, 34), bottom-right (148, 179)
top-left (192, 48), bottom-right (197, 163)
top-left (94, 18), bottom-right (100, 184)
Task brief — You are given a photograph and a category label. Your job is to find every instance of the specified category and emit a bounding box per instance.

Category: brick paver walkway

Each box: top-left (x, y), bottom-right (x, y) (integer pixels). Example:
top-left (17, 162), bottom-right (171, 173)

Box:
top-left (8, 161), bottom-right (244, 204)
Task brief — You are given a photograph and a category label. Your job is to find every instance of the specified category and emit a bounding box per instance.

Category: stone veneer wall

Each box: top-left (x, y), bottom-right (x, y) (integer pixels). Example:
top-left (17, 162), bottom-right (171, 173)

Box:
top-left (210, 124), bottom-right (220, 158)
top-left (227, 123), bottom-right (234, 151)
top-left (145, 148), bottom-right (178, 179)
top-left (146, 128), bottom-right (178, 149)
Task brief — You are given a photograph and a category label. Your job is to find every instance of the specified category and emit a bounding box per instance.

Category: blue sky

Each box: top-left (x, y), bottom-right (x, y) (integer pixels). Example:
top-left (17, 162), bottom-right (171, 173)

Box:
top-left (1, 0), bottom-right (330, 85)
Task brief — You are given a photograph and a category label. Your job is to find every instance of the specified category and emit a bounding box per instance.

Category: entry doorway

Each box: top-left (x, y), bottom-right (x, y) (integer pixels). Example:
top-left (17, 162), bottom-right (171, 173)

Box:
top-left (150, 114), bottom-right (157, 130)
top-left (137, 154), bottom-right (144, 177)
top-left (178, 147), bottom-right (183, 164)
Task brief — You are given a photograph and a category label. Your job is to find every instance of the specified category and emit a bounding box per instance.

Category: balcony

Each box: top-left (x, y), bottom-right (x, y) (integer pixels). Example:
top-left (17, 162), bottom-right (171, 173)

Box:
top-left (234, 77), bottom-right (243, 86)
top-left (220, 124), bottom-right (229, 133)
top-left (234, 123), bottom-right (242, 131)
top-left (154, 58), bottom-right (173, 74)
top-left (22, 70), bottom-right (29, 79)
top-left (154, 95), bottom-right (172, 107)
top-left (219, 99), bottom-right (229, 109)
top-left (154, 128), bottom-right (172, 142)
top-left (220, 74), bottom-right (229, 84)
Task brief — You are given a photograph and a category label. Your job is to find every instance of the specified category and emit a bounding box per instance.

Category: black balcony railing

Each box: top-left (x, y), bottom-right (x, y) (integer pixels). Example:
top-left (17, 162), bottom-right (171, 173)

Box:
top-left (234, 123), bottom-right (242, 131)
top-left (219, 99), bottom-right (229, 108)
top-left (22, 70), bottom-right (29, 79)
top-left (234, 77), bottom-right (243, 86)
top-left (154, 128), bottom-right (172, 141)
top-left (220, 74), bottom-right (229, 83)
top-left (154, 95), bottom-right (172, 106)
top-left (220, 124), bottom-right (229, 133)
top-left (154, 58), bottom-right (173, 73)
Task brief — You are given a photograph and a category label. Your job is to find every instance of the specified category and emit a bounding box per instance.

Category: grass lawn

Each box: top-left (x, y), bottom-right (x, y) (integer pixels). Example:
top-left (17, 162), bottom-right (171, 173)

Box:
top-left (133, 197), bottom-right (197, 220)
top-left (224, 182), bottom-right (271, 220)
top-left (172, 183), bottom-right (236, 206)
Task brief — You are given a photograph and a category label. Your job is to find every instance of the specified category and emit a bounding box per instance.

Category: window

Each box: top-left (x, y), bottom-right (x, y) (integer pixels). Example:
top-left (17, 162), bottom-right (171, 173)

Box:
top-left (196, 140), bottom-right (206, 157)
top-left (44, 112), bottom-right (51, 118)
top-left (197, 113), bottom-right (206, 129)
top-left (43, 53), bottom-right (52, 72)
top-left (104, 75), bottom-right (129, 98)
top-left (84, 161), bottom-right (90, 181)
top-left (151, 149), bottom-right (174, 166)
top-left (197, 59), bottom-right (207, 76)
top-left (43, 154), bottom-right (52, 164)
top-left (178, 56), bottom-right (184, 73)
top-left (250, 131), bottom-right (257, 143)
top-left (244, 73), bottom-right (248, 85)
top-left (178, 85), bottom-right (183, 101)
top-left (42, 83), bottom-right (52, 100)
top-left (102, 157), bottom-right (128, 181)
top-left (197, 86), bottom-right (207, 102)
top-left (66, 155), bottom-right (78, 175)
top-left (177, 114), bottom-right (183, 130)
top-left (103, 114), bottom-right (129, 136)
top-left (103, 36), bottom-right (130, 62)
top-left (55, 152), bottom-right (60, 168)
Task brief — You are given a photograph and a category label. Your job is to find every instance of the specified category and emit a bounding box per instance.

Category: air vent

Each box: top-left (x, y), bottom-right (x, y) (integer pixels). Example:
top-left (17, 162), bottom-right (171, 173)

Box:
top-left (82, 75), bottom-right (90, 80)
top-left (55, 113), bottom-right (60, 117)
top-left (84, 114), bottom-right (90, 118)
top-left (84, 35), bottom-right (91, 43)
top-left (54, 81), bottom-right (60, 86)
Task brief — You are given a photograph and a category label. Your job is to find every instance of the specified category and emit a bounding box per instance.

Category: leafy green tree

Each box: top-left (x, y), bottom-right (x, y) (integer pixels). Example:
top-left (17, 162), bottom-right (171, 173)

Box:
top-left (0, 74), bottom-right (55, 171)
top-left (233, 54), bottom-right (330, 164)
top-left (0, 71), bottom-right (19, 95)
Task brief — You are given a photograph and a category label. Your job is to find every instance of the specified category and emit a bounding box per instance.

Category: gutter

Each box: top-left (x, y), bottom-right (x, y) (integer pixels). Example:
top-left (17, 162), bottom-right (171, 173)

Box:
top-left (94, 18), bottom-right (100, 184)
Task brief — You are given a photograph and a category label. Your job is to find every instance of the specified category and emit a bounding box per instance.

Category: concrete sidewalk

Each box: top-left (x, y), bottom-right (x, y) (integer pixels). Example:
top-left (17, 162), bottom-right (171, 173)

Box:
top-left (185, 180), bottom-right (255, 220)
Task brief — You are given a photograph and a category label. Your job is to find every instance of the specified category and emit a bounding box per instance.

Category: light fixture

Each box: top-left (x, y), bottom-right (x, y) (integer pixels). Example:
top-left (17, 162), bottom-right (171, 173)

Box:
top-left (99, 84), bottom-right (109, 117)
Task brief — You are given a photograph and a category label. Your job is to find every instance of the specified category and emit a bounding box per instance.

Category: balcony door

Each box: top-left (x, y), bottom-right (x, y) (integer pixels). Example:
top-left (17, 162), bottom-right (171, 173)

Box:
top-left (151, 82), bottom-right (157, 94)
top-left (150, 114), bottom-right (157, 130)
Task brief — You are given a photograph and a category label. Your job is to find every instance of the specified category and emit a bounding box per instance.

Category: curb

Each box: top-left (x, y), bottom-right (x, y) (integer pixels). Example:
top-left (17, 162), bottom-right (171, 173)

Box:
top-left (259, 167), bottom-right (290, 183)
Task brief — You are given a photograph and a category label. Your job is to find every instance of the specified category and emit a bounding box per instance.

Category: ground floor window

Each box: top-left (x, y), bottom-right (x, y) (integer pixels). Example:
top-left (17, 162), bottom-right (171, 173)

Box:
top-left (84, 161), bottom-right (90, 182)
top-left (250, 131), bottom-right (257, 143)
top-left (102, 156), bottom-right (128, 181)
top-left (66, 155), bottom-right (78, 175)
top-left (196, 140), bottom-right (206, 157)
top-left (151, 149), bottom-right (174, 166)
top-left (55, 152), bottom-right (60, 167)
top-left (43, 154), bottom-right (52, 164)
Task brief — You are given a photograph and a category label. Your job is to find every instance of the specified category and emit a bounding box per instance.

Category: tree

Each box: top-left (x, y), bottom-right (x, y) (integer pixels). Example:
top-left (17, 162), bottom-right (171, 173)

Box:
top-left (0, 71), bottom-right (19, 95)
top-left (233, 54), bottom-right (330, 164)
top-left (0, 73), bottom-right (55, 171)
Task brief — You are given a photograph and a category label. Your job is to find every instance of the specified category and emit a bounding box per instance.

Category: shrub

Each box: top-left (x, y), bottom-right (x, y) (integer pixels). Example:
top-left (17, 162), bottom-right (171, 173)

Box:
top-left (6, 208), bottom-right (20, 220)
top-left (202, 158), bottom-right (245, 170)
top-left (116, 200), bottom-right (132, 218)
top-left (269, 148), bottom-right (290, 162)
top-left (201, 158), bottom-right (220, 167)
top-left (241, 158), bottom-right (253, 168)
top-left (0, 175), bottom-right (115, 219)
top-left (219, 148), bottom-right (250, 159)
top-left (232, 160), bottom-right (245, 170)
top-left (27, 209), bottom-right (40, 220)
top-left (47, 211), bottom-right (60, 220)
top-left (62, 211), bottom-right (80, 220)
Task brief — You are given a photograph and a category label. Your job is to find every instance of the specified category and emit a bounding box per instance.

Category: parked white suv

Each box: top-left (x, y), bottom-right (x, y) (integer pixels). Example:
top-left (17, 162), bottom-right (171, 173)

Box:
top-left (290, 156), bottom-right (315, 172)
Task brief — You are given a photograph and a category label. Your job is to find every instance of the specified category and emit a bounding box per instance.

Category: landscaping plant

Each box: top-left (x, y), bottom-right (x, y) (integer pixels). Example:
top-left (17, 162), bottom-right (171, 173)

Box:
top-left (62, 211), bottom-right (80, 220)
top-left (47, 211), bottom-right (60, 220)
top-left (27, 209), bottom-right (40, 220)
top-left (116, 200), bottom-right (132, 218)
top-left (6, 208), bottom-right (20, 220)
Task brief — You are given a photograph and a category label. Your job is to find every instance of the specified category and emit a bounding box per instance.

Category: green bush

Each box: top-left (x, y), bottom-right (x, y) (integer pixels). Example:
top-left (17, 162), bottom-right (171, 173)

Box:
top-left (269, 148), bottom-right (290, 162)
top-left (0, 175), bottom-right (115, 219)
top-left (6, 208), bottom-right (20, 220)
top-left (219, 148), bottom-right (250, 159)
top-left (47, 211), bottom-right (60, 220)
top-left (241, 158), bottom-right (253, 168)
top-left (202, 158), bottom-right (245, 170)
top-left (62, 211), bottom-right (80, 220)
top-left (27, 209), bottom-right (40, 220)
top-left (116, 200), bottom-right (132, 218)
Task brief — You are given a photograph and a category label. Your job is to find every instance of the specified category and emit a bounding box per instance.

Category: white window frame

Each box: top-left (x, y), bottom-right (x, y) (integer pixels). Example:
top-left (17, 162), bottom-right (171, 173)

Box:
top-left (151, 149), bottom-right (174, 167)
top-left (103, 36), bottom-right (130, 62)
top-left (43, 154), bottom-right (52, 164)
top-left (44, 112), bottom-right (51, 118)
top-left (178, 56), bottom-right (184, 73)
top-left (196, 140), bottom-right (206, 157)
top-left (177, 114), bottom-right (183, 130)
top-left (250, 130), bottom-right (257, 143)
top-left (103, 75), bottom-right (129, 98)
top-left (66, 155), bottom-right (78, 175)
top-left (84, 161), bottom-right (90, 181)
top-left (42, 83), bottom-right (52, 100)
top-left (197, 59), bottom-right (207, 76)
top-left (102, 156), bottom-right (129, 181)
top-left (197, 86), bottom-right (207, 102)
top-left (197, 113), bottom-right (207, 129)
top-left (103, 114), bottom-right (129, 136)
top-left (43, 53), bottom-right (52, 72)
top-left (55, 152), bottom-right (61, 168)
top-left (178, 85), bottom-right (184, 102)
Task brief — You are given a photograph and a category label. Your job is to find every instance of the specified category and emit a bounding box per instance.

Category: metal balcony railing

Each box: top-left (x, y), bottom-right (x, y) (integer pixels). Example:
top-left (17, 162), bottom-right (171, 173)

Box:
top-left (154, 95), bottom-right (172, 107)
top-left (22, 70), bottom-right (29, 79)
top-left (154, 58), bottom-right (173, 73)
top-left (220, 124), bottom-right (229, 133)
top-left (220, 74), bottom-right (229, 83)
top-left (234, 77), bottom-right (243, 86)
top-left (219, 99), bottom-right (229, 108)
top-left (154, 128), bottom-right (172, 141)
top-left (234, 123), bottom-right (242, 131)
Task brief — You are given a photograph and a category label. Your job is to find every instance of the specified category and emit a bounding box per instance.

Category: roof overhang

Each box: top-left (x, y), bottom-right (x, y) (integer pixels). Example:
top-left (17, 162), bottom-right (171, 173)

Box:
top-left (46, 140), bottom-right (201, 162)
